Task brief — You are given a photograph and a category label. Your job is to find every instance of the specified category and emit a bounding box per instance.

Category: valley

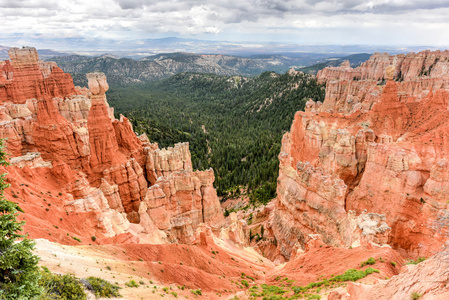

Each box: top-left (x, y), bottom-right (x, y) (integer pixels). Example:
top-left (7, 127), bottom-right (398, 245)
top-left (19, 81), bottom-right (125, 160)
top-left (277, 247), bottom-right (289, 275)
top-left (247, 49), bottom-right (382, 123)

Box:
top-left (0, 46), bottom-right (449, 300)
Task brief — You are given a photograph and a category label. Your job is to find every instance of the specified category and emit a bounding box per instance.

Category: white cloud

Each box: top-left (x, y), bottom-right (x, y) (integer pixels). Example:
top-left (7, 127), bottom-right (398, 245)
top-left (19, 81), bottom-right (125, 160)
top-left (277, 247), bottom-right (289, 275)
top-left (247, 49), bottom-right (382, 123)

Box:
top-left (0, 0), bottom-right (449, 48)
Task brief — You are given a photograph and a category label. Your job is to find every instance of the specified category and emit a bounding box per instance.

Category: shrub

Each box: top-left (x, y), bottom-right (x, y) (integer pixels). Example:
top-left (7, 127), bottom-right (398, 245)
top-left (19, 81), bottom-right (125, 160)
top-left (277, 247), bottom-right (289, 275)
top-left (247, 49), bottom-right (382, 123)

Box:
top-left (83, 277), bottom-right (121, 298)
top-left (72, 236), bottom-right (81, 243)
top-left (38, 268), bottom-right (86, 300)
top-left (407, 257), bottom-right (426, 265)
top-left (241, 280), bottom-right (249, 288)
top-left (91, 236), bottom-right (97, 242)
top-left (360, 257), bottom-right (376, 267)
top-left (391, 261), bottom-right (397, 267)
top-left (191, 289), bottom-right (202, 296)
top-left (125, 280), bottom-right (139, 288)
top-left (411, 292), bottom-right (422, 300)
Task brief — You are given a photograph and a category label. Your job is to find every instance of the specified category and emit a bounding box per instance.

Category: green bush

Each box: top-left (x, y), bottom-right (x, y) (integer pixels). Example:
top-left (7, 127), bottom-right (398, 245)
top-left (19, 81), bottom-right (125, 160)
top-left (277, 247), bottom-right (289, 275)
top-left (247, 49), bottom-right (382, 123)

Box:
top-left (411, 292), bottom-right (422, 300)
top-left (191, 289), bottom-right (202, 295)
top-left (407, 257), bottom-right (426, 265)
top-left (241, 279), bottom-right (249, 288)
top-left (91, 236), bottom-right (97, 242)
top-left (360, 257), bottom-right (376, 267)
top-left (38, 268), bottom-right (86, 300)
top-left (125, 280), bottom-right (139, 288)
top-left (83, 277), bottom-right (121, 298)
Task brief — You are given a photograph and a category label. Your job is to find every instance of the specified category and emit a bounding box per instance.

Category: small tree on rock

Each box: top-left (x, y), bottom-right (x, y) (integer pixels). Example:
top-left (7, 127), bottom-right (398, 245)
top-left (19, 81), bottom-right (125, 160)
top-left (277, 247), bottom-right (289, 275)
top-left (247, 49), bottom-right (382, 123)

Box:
top-left (0, 140), bottom-right (41, 299)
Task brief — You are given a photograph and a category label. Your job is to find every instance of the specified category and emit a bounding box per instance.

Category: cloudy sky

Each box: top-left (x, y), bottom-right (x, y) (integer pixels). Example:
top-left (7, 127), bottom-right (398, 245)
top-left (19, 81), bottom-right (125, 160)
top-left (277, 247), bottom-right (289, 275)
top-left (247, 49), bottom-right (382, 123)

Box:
top-left (1, 0), bottom-right (449, 50)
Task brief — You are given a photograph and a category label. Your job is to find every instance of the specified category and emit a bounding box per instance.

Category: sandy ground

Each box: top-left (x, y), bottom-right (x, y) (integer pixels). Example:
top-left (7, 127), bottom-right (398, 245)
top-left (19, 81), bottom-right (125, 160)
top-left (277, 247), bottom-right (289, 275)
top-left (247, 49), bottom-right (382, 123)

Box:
top-left (34, 237), bottom-right (274, 300)
top-left (35, 239), bottom-right (182, 299)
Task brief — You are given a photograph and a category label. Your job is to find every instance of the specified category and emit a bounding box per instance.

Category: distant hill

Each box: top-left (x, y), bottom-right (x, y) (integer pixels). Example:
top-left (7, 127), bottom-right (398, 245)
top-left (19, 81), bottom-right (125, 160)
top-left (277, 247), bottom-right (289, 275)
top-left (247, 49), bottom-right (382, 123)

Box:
top-left (48, 52), bottom-right (368, 86)
top-left (299, 53), bottom-right (372, 74)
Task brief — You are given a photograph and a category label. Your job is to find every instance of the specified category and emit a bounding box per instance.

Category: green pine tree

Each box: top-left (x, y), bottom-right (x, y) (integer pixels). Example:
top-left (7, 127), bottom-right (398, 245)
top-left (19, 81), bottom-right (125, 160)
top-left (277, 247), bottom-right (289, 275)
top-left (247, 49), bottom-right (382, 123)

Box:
top-left (0, 140), bottom-right (41, 299)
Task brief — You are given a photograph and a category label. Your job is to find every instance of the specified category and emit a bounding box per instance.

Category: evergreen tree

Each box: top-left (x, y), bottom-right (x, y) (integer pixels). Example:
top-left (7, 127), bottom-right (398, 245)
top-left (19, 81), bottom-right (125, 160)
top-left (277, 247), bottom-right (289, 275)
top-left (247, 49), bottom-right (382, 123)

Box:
top-left (0, 140), bottom-right (41, 299)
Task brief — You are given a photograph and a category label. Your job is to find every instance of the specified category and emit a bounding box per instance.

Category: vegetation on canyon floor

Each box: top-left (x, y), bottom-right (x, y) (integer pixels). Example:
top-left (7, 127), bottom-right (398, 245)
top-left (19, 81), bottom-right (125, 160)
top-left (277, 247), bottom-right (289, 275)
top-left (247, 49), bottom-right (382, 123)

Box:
top-left (107, 71), bottom-right (325, 204)
top-left (243, 266), bottom-right (380, 300)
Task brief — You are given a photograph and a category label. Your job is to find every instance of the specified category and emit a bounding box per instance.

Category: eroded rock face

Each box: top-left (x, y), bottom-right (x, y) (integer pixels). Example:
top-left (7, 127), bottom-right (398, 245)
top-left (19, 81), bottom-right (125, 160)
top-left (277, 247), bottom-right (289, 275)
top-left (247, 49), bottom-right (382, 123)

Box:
top-left (272, 50), bottom-right (449, 261)
top-left (140, 148), bottom-right (223, 243)
top-left (0, 47), bottom-right (75, 104)
top-left (0, 47), bottom-right (223, 244)
top-left (317, 50), bottom-right (449, 114)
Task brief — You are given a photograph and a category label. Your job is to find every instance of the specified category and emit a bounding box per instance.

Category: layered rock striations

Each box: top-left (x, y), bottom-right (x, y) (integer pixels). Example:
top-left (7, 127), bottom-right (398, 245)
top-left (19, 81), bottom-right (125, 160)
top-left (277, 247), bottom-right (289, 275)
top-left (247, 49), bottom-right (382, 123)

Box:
top-left (0, 47), bottom-right (223, 244)
top-left (271, 50), bottom-right (449, 261)
top-left (316, 50), bottom-right (449, 114)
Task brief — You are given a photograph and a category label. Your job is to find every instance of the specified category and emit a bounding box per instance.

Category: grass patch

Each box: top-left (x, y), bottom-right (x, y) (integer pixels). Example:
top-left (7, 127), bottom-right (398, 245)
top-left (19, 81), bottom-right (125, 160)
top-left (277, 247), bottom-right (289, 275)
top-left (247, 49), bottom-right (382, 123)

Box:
top-left (251, 267), bottom-right (379, 299)
top-left (407, 257), bottom-right (426, 265)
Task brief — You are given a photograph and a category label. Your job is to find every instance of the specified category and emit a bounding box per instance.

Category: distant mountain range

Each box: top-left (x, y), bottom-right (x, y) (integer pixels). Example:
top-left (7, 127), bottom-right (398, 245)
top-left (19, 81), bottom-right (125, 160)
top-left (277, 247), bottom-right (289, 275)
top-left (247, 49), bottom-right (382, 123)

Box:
top-left (47, 52), bottom-right (371, 86)
top-left (1, 36), bottom-right (444, 59)
top-left (0, 41), bottom-right (374, 86)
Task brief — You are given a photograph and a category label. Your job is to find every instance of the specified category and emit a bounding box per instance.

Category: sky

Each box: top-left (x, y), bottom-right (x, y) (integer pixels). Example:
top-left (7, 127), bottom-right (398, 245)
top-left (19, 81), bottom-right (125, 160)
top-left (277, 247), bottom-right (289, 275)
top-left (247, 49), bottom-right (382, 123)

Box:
top-left (1, 0), bottom-right (449, 50)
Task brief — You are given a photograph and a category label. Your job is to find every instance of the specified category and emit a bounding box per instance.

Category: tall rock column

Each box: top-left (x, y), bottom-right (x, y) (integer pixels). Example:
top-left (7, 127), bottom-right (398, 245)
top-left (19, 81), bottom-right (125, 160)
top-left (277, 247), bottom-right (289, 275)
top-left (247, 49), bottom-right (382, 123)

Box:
top-left (86, 73), bottom-right (147, 221)
top-left (87, 72), bottom-right (124, 170)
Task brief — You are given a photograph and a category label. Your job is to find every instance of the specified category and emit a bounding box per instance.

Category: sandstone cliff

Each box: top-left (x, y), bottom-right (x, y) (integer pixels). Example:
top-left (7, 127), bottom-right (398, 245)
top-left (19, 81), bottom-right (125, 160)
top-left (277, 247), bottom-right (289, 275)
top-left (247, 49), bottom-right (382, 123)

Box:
top-left (270, 50), bottom-right (449, 261)
top-left (0, 47), bottom-right (223, 244)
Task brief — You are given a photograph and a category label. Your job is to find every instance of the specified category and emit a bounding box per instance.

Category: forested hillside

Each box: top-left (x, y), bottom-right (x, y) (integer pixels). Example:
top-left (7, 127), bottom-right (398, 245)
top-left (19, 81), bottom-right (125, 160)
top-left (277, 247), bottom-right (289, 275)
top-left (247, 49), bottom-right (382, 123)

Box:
top-left (51, 53), bottom-right (309, 86)
top-left (107, 71), bottom-right (325, 203)
top-left (50, 52), bottom-right (370, 87)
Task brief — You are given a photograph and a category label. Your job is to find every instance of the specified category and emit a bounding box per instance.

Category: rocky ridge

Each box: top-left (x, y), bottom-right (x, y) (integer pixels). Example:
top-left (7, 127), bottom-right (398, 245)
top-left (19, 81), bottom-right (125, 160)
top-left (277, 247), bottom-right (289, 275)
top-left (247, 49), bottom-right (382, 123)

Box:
top-left (0, 46), bottom-right (223, 244)
top-left (50, 53), bottom-right (300, 86)
top-left (267, 50), bottom-right (449, 263)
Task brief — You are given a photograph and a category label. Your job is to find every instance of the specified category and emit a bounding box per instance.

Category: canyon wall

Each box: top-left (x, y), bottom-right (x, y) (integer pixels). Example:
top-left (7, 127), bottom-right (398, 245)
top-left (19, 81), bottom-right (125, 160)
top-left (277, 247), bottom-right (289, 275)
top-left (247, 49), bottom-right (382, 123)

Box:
top-left (270, 50), bottom-right (449, 261)
top-left (0, 47), bottom-right (222, 244)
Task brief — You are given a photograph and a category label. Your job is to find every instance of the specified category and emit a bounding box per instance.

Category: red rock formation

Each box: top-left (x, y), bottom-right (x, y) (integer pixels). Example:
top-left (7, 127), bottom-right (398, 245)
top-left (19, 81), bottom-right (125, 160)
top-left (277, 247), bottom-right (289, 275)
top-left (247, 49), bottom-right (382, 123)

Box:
top-left (317, 50), bottom-right (449, 114)
top-left (0, 47), bottom-right (75, 104)
top-left (139, 143), bottom-right (223, 243)
top-left (271, 50), bottom-right (449, 261)
top-left (0, 47), bottom-right (223, 245)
